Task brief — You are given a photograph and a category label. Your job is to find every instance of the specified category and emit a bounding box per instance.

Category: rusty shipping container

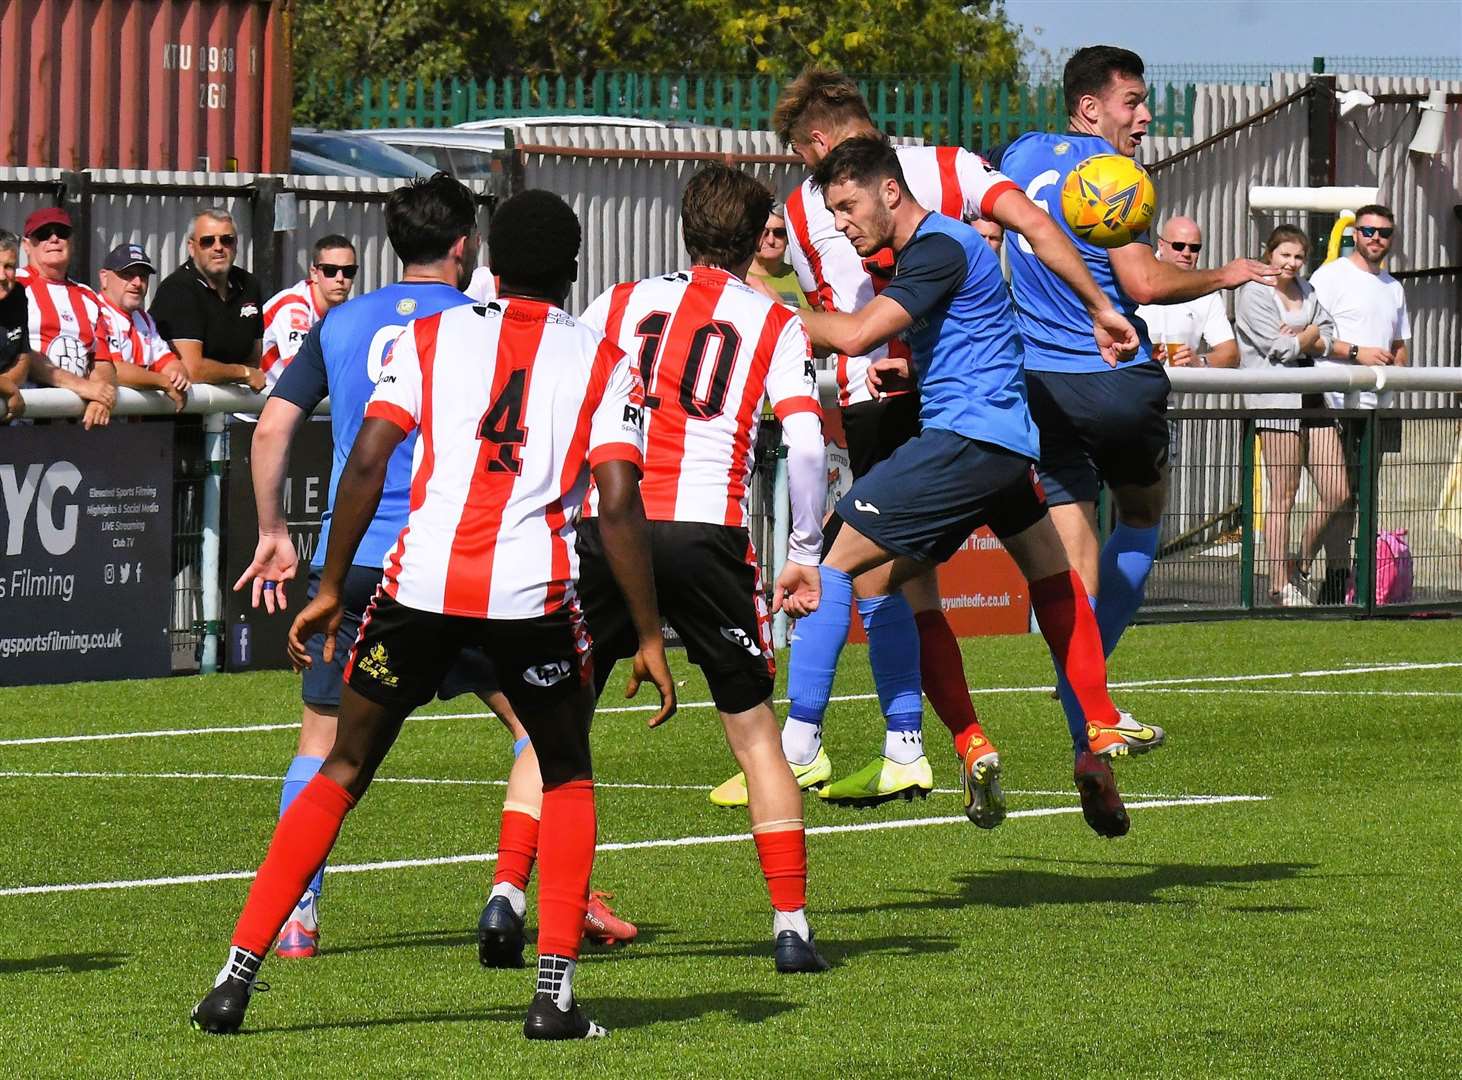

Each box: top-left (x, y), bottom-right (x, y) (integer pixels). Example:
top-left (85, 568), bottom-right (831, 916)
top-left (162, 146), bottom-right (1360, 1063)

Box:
top-left (0, 0), bottom-right (290, 171)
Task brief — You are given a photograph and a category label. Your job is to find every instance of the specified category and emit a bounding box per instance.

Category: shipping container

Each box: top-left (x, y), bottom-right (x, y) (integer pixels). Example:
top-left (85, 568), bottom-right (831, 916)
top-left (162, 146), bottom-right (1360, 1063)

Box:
top-left (0, 0), bottom-right (290, 172)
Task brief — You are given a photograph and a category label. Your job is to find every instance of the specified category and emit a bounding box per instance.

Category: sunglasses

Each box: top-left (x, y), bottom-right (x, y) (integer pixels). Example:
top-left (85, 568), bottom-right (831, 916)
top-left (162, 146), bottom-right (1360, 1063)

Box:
top-left (1163, 239), bottom-right (1202, 253)
top-left (196, 233), bottom-right (237, 249)
top-left (315, 263), bottom-right (358, 280)
top-left (762, 227), bottom-right (787, 240)
top-left (1356, 226), bottom-right (1394, 239)
top-left (30, 224), bottom-right (72, 242)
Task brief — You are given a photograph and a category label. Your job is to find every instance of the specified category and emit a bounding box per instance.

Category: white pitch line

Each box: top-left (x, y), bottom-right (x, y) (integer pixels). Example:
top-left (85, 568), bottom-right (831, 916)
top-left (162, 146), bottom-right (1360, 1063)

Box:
top-left (1119, 688), bottom-right (1462, 698)
top-left (0, 794), bottom-right (1267, 898)
top-left (4, 659), bottom-right (1456, 748)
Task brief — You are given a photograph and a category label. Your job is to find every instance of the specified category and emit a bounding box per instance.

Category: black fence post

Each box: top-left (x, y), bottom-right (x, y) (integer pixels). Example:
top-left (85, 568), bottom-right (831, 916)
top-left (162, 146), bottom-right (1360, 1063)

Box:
top-left (58, 170), bottom-right (91, 280)
top-left (250, 176), bottom-right (282, 299)
top-left (1306, 71), bottom-right (1337, 272)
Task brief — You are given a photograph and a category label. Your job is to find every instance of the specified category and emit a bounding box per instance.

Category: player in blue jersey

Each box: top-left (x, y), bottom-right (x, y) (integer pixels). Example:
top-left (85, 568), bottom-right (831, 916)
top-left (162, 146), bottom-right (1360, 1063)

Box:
top-left (994, 46), bottom-right (1276, 764)
top-left (790, 136), bottom-right (1143, 836)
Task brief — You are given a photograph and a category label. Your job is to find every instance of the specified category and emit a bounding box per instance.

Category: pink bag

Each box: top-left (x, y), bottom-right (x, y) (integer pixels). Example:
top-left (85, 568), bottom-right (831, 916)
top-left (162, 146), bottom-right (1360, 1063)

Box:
top-left (1346, 529), bottom-right (1414, 605)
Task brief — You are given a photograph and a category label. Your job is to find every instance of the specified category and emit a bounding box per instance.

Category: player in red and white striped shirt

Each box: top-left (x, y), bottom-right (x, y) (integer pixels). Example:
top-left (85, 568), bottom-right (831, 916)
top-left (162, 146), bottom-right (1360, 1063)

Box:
top-left (765, 68), bottom-right (1137, 820)
top-left (259, 235), bottom-right (357, 391)
top-left (193, 191), bottom-right (674, 1042)
top-left (96, 243), bottom-right (191, 411)
top-left (576, 164), bottom-right (831, 975)
top-left (16, 208), bottom-right (117, 429)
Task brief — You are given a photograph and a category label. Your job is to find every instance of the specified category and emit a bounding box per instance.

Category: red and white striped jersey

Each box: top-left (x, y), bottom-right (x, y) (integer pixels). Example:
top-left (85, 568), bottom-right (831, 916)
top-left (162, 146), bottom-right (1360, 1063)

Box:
top-left (784, 144), bottom-right (1018, 406)
top-left (580, 266), bottom-right (821, 529)
top-left (16, 267), bottom-right (115, 377)
top-left (365, 298), bottom-right (646, 620)
top-left (260, 279), bottom-right (325, 391)
top-left (98, 294), bottom-right (178, 371)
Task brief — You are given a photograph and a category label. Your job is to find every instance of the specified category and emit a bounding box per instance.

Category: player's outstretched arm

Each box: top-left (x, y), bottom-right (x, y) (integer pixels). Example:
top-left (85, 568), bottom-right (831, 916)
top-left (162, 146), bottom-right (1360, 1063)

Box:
top-left (800, 295), bottom-right (913, 359)
top-left (285, 417), bottom-right (402, 670)
top-left (592, 459), bottom-right (676, 727)
top-left (1110, 242), bottom-right (1278, 306)
top-left (233, 394), bottom-right (309, 613)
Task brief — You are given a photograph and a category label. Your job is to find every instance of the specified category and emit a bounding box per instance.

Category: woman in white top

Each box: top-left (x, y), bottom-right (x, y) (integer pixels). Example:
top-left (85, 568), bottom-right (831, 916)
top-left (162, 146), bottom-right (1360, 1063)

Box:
top-left (1233, 225), bottom-right (1344, 606)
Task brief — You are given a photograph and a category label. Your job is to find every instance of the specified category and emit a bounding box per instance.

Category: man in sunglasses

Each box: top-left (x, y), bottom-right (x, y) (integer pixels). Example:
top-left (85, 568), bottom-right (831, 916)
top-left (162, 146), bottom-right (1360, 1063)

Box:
top-left (1135, 217), bottom-right (1238, 369)
top-left (15, 207), bottom-right (119, 430)
top-left (259, 234), bottom-right (358, 393)
top-left (150, 208), bottom-right (266, 391)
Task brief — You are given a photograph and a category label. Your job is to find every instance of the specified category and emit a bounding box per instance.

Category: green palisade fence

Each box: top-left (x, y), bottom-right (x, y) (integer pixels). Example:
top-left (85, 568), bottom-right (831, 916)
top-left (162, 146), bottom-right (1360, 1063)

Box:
top-left (316, 63), bottom-right (1199, 146)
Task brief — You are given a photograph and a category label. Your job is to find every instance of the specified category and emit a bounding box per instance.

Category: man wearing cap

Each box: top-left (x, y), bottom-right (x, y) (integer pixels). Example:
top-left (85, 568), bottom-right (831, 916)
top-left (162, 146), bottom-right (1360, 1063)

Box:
top-left (149, 207), bottom-right (265, 390)
top-left (259, 234), bottom-right (357, 393)
top-left (17, 207), bottom-right (117, 430)
top-left (97, 243), bottom-right (192, 411)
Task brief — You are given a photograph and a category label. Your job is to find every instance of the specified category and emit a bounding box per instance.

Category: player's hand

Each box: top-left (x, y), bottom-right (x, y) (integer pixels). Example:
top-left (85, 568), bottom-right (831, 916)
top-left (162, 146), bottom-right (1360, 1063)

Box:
top-left (242, 367), bottom-right (267, 392)
top-left (624, 640), bottom-right (677, 728)
top-left (1164, 343), bottom-right (1197, 367)
top-left (1092, 308), bottom-right (1140, 367)
top-left (1356, 346), bottom-right (1394, 367)
top-left (1221, 258), bottom-right (1280, 289)
top-left (865, 356), bottom-right (912, 398)
top-left (82, 401), bottom-right (110, 430)
top-left (287, 591), bottom-right (342, 671)
top-left (233, 531), bottom-right (300, 613)
top-left (774, 561), bottom-right (821, 619)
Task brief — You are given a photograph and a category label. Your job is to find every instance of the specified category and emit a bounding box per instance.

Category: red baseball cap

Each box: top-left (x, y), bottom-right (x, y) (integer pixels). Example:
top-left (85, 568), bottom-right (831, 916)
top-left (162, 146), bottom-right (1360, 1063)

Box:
top-left (23, 207), bottom-right (72, 237)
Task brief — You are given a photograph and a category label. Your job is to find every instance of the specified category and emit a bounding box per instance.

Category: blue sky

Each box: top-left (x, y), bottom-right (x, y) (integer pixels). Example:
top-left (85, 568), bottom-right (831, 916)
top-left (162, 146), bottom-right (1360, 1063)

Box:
top-left (1004, 0), bottom-right (1462, 68)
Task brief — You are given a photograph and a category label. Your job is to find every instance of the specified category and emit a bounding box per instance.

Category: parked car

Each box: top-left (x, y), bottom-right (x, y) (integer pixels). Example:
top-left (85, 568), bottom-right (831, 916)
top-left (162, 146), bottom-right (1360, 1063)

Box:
top-left (289, 148), bottom-right (376, 177)
top-left (291, 129), bottom-right (437, 177)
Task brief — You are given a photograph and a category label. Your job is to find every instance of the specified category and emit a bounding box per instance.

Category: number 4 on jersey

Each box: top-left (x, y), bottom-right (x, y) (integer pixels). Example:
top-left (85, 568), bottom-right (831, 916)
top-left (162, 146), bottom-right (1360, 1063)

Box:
top-left (478, 367), bottom-right (528, 474)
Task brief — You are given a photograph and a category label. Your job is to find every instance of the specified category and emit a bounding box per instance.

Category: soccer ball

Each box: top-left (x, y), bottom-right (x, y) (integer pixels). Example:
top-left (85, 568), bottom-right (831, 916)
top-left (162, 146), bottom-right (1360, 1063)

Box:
top-left (1060, 154), bottom-right (1156, 248)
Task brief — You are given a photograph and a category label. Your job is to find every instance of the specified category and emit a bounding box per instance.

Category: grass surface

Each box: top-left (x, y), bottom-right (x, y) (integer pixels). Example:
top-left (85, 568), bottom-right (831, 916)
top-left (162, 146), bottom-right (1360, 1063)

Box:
top-left (1, 619), bottom-right (1458, 1078)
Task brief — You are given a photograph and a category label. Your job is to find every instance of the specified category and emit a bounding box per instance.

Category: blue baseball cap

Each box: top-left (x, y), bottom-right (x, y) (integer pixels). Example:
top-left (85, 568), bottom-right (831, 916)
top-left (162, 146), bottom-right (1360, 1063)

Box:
top-left (102, 243), bottom-right (155, 272)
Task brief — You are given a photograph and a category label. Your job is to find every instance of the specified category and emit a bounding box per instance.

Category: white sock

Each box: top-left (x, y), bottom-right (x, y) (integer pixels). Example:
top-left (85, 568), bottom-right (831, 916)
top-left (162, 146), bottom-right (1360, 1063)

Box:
top-left (490, 881), bottom-right (527, 920)
top-left (883, 728), bottom-right (924, 764)
top-left (781, 718), bottom-right (822, 765)
top-left (536, 954), bottom-right (576, 1011)
top-left (773, 908), bottom-right (811, 941)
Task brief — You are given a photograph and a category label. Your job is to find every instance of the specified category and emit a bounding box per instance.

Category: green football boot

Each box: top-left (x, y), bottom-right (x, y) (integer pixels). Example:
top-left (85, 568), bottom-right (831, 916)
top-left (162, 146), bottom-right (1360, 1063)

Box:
top-left (708, 748), bottom-right (833, 808)
top-left (817, 754), bottom-right (934, 808)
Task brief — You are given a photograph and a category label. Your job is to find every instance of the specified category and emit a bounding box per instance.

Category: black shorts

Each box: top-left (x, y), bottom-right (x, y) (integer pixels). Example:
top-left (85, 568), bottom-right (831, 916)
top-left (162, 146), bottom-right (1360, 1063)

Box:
top-left (302, 566), bottom-right (500, 707)
top-left (575, 519), bottom-right (774, 714)
top-left (1024, 361), bottom-right (1171, 506)
top-left (343, 591), bottom-right (587, 717)
top-left (840, 391), bottom-right (921, 478)
top-left (837, 427), bottom-right (1047, 564)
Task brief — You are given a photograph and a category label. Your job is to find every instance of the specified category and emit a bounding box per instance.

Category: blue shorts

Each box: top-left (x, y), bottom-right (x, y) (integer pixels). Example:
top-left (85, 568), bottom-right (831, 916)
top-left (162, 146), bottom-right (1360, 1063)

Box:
top-left (835, 427), bottom-right (1046, 564)
top-left (1024, 361), bottom-right (1170, 506)
top-left (301, 565), bottom-right (499, 708)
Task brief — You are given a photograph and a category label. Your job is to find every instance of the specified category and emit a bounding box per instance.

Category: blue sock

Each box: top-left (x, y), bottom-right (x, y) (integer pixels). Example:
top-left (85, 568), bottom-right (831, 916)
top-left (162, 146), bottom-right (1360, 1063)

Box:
top-left (857, 594), bottom-right (923, 734)
top-left (1095, 522), bottom-right (1161, 655)
top-left (1054, 598), bottom-right (1098, 753)
top-left (280, 754), bottom-right (326, 896)
top-left (786, 565), bottom-right (854, 728)
top-left (512, 735), bottom-right (531, 759)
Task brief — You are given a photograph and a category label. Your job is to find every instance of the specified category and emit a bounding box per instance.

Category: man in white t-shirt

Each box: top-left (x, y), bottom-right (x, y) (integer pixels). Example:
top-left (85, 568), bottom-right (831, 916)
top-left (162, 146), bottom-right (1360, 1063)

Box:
top-left (1135, 217), bottom-right (1237, 368)
top-left (1309, 204), bottom-right (1411, 410)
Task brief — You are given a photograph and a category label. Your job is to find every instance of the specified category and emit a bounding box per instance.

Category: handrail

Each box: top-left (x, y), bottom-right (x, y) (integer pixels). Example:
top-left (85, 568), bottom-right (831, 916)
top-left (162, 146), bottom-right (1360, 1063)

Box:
top-left (16, 385), bottom-right (331, 419)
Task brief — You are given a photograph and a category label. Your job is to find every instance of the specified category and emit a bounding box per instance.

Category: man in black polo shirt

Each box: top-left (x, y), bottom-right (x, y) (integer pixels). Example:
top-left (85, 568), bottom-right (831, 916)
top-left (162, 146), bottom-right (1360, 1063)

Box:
top-left (0, 228), bottom-right (30, 421)
top-left (150, 207), bottom-right (266, 390)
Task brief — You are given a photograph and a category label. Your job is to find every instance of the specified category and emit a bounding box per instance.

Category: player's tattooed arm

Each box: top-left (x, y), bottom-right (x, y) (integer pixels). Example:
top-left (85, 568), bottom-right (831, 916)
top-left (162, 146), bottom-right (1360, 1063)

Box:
top-left (593, 459), bottom-right (677, 728)
top-left (286, 417), bottom-right (403, 670)
top-left (800, 295), bottom-right (913, 359)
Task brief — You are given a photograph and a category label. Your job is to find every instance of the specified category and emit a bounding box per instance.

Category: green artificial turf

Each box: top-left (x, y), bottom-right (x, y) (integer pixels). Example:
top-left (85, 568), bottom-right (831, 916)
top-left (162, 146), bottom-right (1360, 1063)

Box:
top-left (0, 619), bottom-right (1458, 1078)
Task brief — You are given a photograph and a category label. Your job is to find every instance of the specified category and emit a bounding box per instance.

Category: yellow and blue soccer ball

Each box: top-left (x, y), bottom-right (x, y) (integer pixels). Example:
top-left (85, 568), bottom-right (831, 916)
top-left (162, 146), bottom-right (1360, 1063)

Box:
top-left (1060, 154), bottom-right (1156, 248)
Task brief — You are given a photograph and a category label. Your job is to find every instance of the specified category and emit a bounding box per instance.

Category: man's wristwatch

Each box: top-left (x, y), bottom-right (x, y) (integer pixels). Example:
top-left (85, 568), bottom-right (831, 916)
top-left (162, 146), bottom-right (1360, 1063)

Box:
top-left (1347, 343), bottom-right (1360, 363)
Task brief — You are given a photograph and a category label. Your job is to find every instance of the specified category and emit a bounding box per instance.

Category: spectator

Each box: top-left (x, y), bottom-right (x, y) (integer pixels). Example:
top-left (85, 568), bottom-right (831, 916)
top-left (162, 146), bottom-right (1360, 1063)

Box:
top-left (16, 208), bottom-right (117, 429)
top-left (149, 207), bottom-right (265, 390)
top-left (1135, 217), bottom-right (1238, 368)
top-left (746, 207), bottom-right (811, 309)
top-left (259, 234), bottom-right (357, 392)
top-left (0, 229), bottom-right (30, 422)
top-left (973, 217), bottom-right (1005, 254)
top-left (96, 243), bottom-right (192, 411)
top-left (1234, 225), bottom-right (1342, 607)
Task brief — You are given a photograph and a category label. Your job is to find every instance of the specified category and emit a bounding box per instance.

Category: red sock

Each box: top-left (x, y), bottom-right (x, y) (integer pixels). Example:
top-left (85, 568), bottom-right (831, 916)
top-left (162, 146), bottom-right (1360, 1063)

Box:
top-left (232, 773), bottom-right (355, 955)
top-left (753, 827), bottom-right (807, 911)
top-left (1029, 571), bottom-right (1119, 725)
top-left (914, 609), bottom-right (985, 757)
top-left (535, 780), bottom-right (596, 959)
top-left (493, 809), bottom-right (540, 890)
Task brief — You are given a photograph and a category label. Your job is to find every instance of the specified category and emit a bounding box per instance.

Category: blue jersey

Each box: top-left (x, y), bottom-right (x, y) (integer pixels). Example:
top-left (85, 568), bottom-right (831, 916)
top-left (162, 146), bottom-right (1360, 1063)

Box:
top-left (272, 282), bottom-right (470, 569)
top-left (879, 213), bottom-right (1038, 460)
top-left (997, 130), bottom-right (1153, 373)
